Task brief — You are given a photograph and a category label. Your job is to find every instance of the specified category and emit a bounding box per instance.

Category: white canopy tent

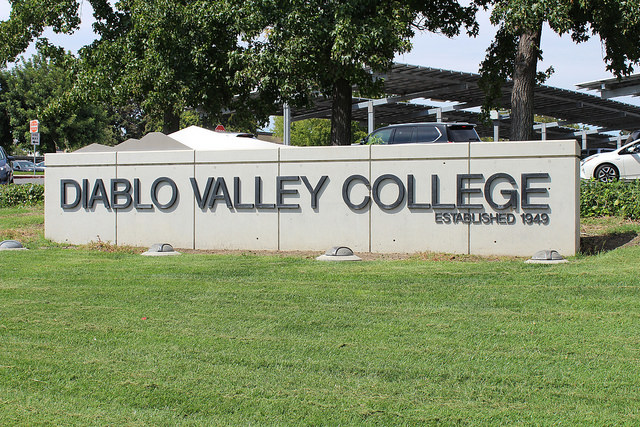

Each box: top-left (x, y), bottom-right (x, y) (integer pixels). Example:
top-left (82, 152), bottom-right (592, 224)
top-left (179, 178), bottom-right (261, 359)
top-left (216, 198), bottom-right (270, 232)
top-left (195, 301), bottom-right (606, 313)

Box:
top-left (169, 126), bottom-right (281, 151)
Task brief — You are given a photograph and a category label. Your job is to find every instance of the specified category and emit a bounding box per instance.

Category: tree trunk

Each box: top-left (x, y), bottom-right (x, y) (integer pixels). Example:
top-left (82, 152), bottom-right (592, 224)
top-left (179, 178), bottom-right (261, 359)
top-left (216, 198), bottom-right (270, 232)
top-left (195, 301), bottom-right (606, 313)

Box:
top-left (510, 25), bottom-right (542, 141)
top-left (162, 108), bottom-right (181, 134)
top-left (330, 77), bottom-right (352, 146)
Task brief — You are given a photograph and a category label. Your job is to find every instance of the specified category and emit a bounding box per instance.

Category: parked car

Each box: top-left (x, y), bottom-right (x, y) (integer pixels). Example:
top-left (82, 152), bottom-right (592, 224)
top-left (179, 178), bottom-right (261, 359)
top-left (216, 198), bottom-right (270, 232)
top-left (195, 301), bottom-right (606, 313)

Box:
top-left (35, 161), bottom-right (46, 172)
top-left (12, 160), bottom-right (36, 172)
top-left (580, 139), bottom-right (640, 182)
top-left (361, 122), bottom-right (481, 145)
top-left (0, 147), bottom-right (13, 184)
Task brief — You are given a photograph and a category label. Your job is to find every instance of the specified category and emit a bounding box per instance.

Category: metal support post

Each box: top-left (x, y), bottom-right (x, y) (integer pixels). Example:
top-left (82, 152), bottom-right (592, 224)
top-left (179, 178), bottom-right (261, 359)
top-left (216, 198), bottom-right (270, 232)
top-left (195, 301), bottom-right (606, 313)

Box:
top-left (283, 103), bottom-right (291, 146)
top-left (436, 108), bottom-right (442, 122)
top-left (617, 135), bottom-right (622, 148)
top-left (367, 100), bottom-right (374, 134)
top-left (581, 130), bottom-right (587, 150)
top-left (493, 121), bottom-right (499, 142)
top-left (541, 122), bottom-right (547, 141)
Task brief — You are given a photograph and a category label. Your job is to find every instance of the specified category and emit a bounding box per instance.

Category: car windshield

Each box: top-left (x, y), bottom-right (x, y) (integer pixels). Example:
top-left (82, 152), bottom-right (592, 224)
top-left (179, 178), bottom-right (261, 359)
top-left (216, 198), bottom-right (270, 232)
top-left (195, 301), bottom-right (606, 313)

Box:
top-left (448, 125), bottom-right (480, 142)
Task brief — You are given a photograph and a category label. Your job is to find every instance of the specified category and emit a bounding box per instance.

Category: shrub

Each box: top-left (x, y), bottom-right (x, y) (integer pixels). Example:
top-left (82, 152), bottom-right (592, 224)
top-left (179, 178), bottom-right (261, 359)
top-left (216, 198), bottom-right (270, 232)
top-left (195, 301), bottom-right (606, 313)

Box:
top-left (581, 180), bottom-right (640, 219)
top-left (0, 183), bottom-right (45, 207)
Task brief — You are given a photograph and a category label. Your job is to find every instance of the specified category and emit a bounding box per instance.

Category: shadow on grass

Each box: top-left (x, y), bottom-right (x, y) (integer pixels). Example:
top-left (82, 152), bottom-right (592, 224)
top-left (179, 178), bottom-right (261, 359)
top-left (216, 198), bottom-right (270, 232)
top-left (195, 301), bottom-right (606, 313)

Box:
top-left (581, 231), bottom-right (638, 255)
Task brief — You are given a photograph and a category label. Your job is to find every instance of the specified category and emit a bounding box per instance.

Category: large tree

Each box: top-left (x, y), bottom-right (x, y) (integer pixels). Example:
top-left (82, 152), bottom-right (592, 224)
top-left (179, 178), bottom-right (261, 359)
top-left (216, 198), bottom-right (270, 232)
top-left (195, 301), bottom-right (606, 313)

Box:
top-left (0, 51), bottom-right (115, 153)
top-left (79, 0), bottom-right (248, 133)
top-left (234, 0), bottom-right (479, 145)
top-left (478, 0), bottom-right (640, 141)
top-left (0, 0), bottom-right (258, 135)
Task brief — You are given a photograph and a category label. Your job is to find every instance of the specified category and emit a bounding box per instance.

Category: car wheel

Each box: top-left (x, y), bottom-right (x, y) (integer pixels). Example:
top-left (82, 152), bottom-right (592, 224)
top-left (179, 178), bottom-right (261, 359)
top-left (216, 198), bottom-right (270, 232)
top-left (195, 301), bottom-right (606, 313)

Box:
top-left (594, 164), bottom-right (619, 182)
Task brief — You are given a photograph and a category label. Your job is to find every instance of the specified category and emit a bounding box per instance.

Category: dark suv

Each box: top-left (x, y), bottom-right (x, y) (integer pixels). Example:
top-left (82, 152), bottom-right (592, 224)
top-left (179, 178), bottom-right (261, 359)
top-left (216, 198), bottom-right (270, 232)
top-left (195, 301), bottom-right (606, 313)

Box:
top-left (0, 147), bottom-right (13, 185)
top-left (363, 122), bottom-right (481, 145)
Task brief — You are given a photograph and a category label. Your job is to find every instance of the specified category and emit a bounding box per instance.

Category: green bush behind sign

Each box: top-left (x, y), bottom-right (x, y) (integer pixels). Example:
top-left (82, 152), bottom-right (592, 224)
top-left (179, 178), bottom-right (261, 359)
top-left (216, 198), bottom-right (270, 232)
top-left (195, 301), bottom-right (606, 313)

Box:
top-left (581, 180), bottom-right (640, 219)
top-left (0, 183), bottom-right (44, 208)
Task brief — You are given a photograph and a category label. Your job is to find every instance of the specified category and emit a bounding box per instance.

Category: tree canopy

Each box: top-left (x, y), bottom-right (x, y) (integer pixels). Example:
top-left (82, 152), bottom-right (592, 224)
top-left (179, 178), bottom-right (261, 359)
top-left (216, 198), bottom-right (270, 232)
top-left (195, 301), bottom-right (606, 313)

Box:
top-left (478, 0), bottom-right (640, 140)
top-left (1, 1), bottom-right (481, 145)
top-left (9, 1), bottom-right (639, 146)
top-left (234, 0), bottom-right (479, 145)
top-left (0, 51), bottom-right (115, 153)
top-left (78, 0), bottom-right (251, 134)
top-left (1, 0), bottom-right (258, 136)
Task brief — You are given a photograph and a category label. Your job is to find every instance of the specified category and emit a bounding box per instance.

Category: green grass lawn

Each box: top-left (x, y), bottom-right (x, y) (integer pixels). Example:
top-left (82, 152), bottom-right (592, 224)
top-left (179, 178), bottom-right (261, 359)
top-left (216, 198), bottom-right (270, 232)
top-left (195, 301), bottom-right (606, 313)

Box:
top-left (2, 206), bottom-right (640, 424)
top-left (12, 170), bottom-right (44, 176)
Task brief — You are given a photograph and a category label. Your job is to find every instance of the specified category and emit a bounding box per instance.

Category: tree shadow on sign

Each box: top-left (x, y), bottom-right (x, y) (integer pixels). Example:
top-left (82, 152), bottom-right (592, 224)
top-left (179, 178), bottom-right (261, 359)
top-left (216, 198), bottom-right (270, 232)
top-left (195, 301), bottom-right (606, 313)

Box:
top-left (580, 231), bottom-right (638, 255)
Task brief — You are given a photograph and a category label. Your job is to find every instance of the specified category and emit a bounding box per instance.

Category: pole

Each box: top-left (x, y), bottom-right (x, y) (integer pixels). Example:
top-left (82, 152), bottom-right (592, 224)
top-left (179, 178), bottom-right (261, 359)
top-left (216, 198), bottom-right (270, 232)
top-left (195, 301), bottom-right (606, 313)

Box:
top-left (283, 103), bottom-right (291, 146)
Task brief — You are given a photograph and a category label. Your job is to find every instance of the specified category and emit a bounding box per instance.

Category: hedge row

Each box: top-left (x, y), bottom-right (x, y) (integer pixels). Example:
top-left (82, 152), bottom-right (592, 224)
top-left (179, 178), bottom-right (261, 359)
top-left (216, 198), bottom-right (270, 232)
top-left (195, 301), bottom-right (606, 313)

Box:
top-left (1, 180), bottom-right (640, 219)
top-left (0, 183), bottom-right (45, 208)
top-left (580, 179), bottom-right (640, 219)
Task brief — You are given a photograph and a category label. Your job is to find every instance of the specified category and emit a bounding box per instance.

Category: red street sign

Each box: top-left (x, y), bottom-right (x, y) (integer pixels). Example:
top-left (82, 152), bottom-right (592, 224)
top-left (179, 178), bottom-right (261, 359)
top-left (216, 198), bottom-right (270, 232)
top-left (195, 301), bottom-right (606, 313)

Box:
top-left (30, 120), bottom-right (39, 133)
top-left (215, 125), bottom-right (225, 132)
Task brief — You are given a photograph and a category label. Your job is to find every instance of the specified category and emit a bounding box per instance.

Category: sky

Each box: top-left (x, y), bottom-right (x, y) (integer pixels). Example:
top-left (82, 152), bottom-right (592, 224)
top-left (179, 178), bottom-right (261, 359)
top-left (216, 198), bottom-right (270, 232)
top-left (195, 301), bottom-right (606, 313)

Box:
top-left (1, 0), bottom-right (638, 107)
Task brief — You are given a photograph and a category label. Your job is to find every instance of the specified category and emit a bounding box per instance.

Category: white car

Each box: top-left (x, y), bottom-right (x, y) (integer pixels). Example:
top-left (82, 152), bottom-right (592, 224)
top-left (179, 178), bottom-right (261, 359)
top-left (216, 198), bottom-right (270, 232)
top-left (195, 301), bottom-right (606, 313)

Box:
top-left (580, 139), bottom-right (640, 182)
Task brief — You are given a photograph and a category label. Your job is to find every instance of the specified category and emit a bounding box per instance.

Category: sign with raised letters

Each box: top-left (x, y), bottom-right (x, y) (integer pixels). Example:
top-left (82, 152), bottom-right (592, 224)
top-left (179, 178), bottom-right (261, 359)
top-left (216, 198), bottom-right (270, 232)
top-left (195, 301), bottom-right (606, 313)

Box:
top-left (44, 139), bottom-right (580, 256)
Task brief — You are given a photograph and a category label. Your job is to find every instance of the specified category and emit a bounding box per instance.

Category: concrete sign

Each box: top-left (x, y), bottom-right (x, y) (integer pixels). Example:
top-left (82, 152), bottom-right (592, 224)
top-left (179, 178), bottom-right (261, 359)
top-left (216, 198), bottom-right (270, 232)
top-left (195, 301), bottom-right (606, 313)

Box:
top-left (44, 128), bottom-right (580, 256)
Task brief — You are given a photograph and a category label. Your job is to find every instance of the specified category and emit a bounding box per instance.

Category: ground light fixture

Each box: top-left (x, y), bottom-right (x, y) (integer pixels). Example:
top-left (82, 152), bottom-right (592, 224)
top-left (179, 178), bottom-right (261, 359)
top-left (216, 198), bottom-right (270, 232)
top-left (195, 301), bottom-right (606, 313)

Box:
top-left (316, 246), bottom-right (361, 262)
top-left (0, 240), bottom-right (27, 251)
top-left (141, 243), bottom-right (181, 256)
top-left (525, 249), bottom-right (568, 264)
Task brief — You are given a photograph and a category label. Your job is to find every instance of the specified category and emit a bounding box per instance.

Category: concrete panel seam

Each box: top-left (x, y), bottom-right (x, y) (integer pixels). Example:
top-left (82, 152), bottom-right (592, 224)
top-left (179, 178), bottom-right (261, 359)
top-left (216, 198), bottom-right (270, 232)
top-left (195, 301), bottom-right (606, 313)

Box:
top-left (47, 164), bottom-right (116, 168)
top-left (277, 147), bottom-right (281, 251)
top-left (467, 143), bottom-right (471, 255)
top-left (115, 151), bottom-right (118, 245)
top-left (373, 156), bottom-right (471, 162)
top-left (368, 144), bottom-right (372, 253)
top-left (193, 151), bottom-right (196, 250)
top-left (468, 154), bottom-right (579, 160)
top-left (116, 161), bottom-right (195, 167)
top-left (278, 159), bottom-right (371, 164)
top-left (194, 160), bottom-right (279, 165)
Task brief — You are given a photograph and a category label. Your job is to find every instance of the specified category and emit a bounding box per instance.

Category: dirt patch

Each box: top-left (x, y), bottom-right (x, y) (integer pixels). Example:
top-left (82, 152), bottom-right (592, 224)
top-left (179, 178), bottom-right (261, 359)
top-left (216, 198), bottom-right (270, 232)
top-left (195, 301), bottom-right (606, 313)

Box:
top-left (54, 218), bottom-right (640, 259)
top-left (175, 249), bottom-right (524, 262)
top-left (580, 232), bottom-right (639, 254)
top-left (579, 218), bottom-right (640, 254)
top-left (177, 248), bottom-right (415, 261)
top-left (1, 225), bottom-right (43, 242)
